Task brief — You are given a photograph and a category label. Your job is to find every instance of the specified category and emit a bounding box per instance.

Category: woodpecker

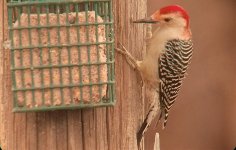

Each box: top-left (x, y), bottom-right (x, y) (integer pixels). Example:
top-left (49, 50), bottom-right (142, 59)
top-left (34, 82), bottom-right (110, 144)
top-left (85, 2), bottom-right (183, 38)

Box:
top-left (116, 5), bottom-right (193, 148)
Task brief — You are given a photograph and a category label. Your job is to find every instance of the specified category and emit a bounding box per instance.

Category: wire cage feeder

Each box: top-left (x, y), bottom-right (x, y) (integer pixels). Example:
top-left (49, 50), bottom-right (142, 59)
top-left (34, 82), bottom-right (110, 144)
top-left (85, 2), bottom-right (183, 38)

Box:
top-left (7, 0), bottom-right (115, 112)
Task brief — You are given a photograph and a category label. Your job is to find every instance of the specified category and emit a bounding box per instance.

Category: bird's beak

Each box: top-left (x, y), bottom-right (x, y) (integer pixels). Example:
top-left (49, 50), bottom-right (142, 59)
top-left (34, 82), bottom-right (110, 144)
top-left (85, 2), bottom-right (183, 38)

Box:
top-left (133, 16), bottom-right (158, 24)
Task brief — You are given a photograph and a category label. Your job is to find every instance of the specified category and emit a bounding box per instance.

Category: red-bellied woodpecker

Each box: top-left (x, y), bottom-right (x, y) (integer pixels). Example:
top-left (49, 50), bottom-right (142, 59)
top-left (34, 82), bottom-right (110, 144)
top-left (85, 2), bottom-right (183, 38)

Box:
top-left (116, 5), bottom-right (193, 148)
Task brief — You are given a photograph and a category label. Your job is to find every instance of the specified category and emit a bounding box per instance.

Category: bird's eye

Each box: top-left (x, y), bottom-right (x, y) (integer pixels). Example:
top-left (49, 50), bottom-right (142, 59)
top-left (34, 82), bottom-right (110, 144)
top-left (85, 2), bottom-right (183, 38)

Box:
top-left (164, 18), bottom-right (172, 22)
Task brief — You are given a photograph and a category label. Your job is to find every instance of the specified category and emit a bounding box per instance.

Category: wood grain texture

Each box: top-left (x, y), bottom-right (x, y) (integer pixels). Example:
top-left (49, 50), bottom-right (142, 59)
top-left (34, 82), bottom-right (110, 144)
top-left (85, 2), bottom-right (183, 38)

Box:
top-left (67, 110), bottom-right (83, 150)
top-left (107, 0), bottom-right (147, 150)
top-left (0, 0), bottom-right (4, 148)
top-left (37, 112), bottom-right (49, 150)
top-left (26, 113), bottom-right (37, 150)
top-left (14, 114), bottom-right (27, 150)
top-left (55, 111), bottom-right (68, 150)
top-left (1, 1), bottom-right (14, 150)
top-left (81, 109), bottom-right (96, 150)
top-left (94, 108), bottom-right (108, 150)
top-left (0, 0), bottom-right (147, 150)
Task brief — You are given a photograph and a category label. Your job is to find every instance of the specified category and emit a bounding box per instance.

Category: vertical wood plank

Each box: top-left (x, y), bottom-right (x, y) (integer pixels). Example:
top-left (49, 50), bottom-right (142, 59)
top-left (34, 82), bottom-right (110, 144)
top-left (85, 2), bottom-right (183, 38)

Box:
top-left (45, 112), bottom-right (57, 150)
top-left (67, 110), bottom-right (83, 150)
top-left (81, 109), bottom-right (96, 150)
top-left (14, 114), bottom-right (27, 150)
top-left (37, 112), bottom-right (49, 150)
top-left (95, 108), bottom-right (108, 150)
top-left (55, 111), bottom-right (68, 150)
top-left (1, 1), bottom-right (15, 150)
top-left (38, 112), bottom-right (58, 150)
top-left (0, 0), bottom-right (4, 148)
top-left (26, 113), bottom-right (37, 150)
top-left (107, 0), bottom-right (147, 150)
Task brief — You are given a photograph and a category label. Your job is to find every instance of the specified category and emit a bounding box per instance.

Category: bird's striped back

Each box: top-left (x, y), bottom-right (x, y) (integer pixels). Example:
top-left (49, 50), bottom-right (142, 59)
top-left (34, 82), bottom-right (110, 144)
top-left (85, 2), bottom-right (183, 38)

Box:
top-left (159, 39), bottom-right (193, 128)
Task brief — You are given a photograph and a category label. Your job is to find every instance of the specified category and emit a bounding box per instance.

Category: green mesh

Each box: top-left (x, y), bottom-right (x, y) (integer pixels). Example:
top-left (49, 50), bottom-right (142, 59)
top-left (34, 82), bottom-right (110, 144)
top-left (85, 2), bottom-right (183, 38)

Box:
top-left (7, 0), bottom-right (115, 112)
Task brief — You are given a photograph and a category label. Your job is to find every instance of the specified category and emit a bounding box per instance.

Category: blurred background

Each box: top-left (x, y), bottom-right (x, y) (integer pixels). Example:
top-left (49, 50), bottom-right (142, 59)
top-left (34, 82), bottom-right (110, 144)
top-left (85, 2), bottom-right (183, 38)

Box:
top-left (146, 0), bottom-right (236, 150)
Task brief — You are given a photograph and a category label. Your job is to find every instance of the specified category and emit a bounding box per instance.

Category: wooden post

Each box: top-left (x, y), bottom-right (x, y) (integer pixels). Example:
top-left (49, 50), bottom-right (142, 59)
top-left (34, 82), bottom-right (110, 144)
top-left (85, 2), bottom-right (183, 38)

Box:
top-left (0, 0), bottom-right (147, 150)
top-left (0, 1), bottom-right (10, 149)
top-left (107, 0), bottom-right (147, 149)
top-left (154, 133), bottom-right (160, 150)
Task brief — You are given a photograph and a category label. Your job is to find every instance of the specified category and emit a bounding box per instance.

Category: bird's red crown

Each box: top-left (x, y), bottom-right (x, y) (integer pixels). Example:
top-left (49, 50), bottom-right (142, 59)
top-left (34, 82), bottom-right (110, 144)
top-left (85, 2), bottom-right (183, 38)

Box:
top-left (160, 5), bottom-right (190, 27)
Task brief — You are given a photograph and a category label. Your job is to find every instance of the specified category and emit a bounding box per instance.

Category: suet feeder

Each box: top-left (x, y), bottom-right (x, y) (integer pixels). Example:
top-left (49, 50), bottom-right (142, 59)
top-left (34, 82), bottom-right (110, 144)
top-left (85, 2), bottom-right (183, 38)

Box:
top-left (7, 0), bottom-right (115, 112)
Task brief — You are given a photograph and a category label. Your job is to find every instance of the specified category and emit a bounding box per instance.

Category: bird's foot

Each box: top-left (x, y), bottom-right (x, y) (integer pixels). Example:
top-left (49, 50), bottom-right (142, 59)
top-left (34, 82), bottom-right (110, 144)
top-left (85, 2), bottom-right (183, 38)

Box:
top-left (116, 43), bottom-right (144, 87)
top-left (115, 43), bottom-right (139, 70)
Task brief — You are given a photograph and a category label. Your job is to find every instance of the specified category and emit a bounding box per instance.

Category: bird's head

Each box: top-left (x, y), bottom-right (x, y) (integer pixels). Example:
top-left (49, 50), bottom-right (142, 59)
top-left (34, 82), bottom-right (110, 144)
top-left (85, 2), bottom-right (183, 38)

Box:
top-left (134, 5), bottom-right (190, 30)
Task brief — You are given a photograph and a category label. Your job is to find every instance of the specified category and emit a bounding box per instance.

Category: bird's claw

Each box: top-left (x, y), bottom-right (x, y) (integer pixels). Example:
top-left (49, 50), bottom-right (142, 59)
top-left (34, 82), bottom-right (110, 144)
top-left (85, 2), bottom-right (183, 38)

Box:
top-left (115, 42), bottom-right (139, 70)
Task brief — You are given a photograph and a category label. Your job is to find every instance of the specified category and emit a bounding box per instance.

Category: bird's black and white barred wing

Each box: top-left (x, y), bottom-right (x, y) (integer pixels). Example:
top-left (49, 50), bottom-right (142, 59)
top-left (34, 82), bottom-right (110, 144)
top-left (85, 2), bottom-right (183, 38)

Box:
top-left (158, 39), bottom-right (193, 128)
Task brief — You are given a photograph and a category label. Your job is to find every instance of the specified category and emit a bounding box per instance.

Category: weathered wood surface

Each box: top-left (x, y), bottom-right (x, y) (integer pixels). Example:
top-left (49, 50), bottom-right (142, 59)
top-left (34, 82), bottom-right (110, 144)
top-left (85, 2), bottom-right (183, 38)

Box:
top-left (0, 0), bottom-right (147, 150)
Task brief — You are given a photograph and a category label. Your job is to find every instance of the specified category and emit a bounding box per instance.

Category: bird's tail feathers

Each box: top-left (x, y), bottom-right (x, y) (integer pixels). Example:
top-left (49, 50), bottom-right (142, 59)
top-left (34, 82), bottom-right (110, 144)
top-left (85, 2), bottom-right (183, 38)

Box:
top-left (162, 109), bottom-right (169, 129)
top-left (137, 100), bottom-right (159, 149)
